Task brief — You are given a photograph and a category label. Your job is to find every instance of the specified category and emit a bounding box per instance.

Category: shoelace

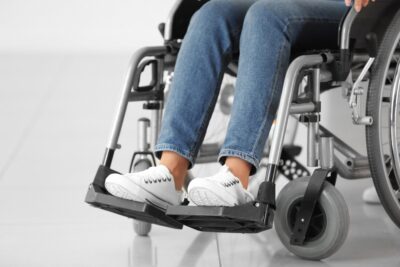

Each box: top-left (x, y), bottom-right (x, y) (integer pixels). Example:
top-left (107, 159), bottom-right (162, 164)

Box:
top-left (215, 165), bottom-right (241, 188)
top-left (143, 167), bottom-right (172, 184)
top-left (222, 179), bottom-right (240, 188)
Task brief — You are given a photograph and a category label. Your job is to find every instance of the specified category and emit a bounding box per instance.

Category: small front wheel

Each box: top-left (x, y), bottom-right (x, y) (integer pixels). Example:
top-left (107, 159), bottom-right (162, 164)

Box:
top-left (133, 220), bottom-right (152, 237)
top-left (274, 177), bottom-right (349, 260)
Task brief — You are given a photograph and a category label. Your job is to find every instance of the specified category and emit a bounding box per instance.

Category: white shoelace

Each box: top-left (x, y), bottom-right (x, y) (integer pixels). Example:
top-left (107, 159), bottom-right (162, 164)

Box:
top-left (144, 166), bottom-right (172, 184)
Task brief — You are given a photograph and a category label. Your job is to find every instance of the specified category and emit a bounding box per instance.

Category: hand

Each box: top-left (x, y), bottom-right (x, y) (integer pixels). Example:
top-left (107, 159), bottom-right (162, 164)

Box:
top-left (345, 0), bottom-right (375, 12)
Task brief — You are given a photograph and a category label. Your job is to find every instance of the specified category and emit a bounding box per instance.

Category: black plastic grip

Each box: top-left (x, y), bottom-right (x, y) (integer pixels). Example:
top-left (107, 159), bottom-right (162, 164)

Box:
top-left (256, 181), bottom-right (276, 208)
top-left (93, 165), bottom-right (120, 191)
top-left (366, 32), bottom-right (378, 58)
top-left (133, 59), bottom-right (158, 92)
top-left (332, 49), bottom-right (352, 81)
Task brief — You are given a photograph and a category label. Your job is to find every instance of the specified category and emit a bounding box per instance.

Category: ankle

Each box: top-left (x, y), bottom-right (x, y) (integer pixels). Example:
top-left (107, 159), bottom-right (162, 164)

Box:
top-left (225, 157), bottom-right (251, 189)
top-left (158, 163), bottom-right (186, 190)
top-left (232, 173), bottom-right (249, 190)
top-left (160, 152), bottom-right (189, 191)
top-left (170, 169), bottom-right (187, 191)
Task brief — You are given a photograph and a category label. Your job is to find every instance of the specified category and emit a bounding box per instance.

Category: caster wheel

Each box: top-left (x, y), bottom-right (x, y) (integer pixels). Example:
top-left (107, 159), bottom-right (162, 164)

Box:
top-left (133, 220), bottom-right (152, 236)
top-left (274, 177), bottom-right (349, 260)
top-left (131, 158), bottom-right (153, 236)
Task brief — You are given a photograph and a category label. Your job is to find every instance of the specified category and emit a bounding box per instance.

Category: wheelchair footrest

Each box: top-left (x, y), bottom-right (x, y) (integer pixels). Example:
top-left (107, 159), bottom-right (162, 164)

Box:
top-left (166, 203), bottom-right (275, 233)
top-left (85, 165), bottom-right (183, 229)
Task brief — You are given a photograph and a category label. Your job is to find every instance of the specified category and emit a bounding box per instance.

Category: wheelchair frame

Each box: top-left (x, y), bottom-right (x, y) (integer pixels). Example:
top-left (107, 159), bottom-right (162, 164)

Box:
top-left (85, 0), bottom-right (400, 260)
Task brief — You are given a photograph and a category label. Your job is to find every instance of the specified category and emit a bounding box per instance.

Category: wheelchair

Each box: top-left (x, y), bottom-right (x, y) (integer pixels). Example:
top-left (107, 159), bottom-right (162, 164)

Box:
top-left (85, 0), bottom-right (400, 260)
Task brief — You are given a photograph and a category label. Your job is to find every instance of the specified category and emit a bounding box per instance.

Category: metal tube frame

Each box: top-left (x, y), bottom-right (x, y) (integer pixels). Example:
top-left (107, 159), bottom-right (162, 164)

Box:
top-left (289, 103), bottom-right (316, 114)
top-left (320, 136), bottom-right (334, 169)
top-left (340, 8), bottom-right (358, 50)
top-left (102, 48), bottom-right (373, 181)
top-left (138, 118), bottom-right (150, 152)
top-left (262, 51), bottom-right (371, 183)
top-left (102, 48), bottom-right (372, 182)
top-left (102, 46), bottom-right (168, 167)
top-left (265, 54), bottom-right (333, 183)
top-left (307, 122), bottom-right (319, 167)
top-left (307, 68), bottom-right (321, 167)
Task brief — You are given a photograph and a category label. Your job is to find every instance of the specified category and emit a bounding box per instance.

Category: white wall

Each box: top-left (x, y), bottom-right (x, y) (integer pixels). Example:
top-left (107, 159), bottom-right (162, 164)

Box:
top-left (0, 0), bottom-right (368, 171)
top-left (0, 0), bottom-right (176, 53)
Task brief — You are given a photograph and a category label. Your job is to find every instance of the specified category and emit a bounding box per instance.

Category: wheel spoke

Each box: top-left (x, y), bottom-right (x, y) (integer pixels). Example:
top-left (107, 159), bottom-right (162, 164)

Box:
top-left (388, 167), bottom-right (400, 191)
top-left (312, 213), bottom-right (324, 220)
top-left (385, 155), bottom-right (392, 166)
top-left (295, 205), bottom-right (300, 213)
top-left (309, 223), bottom-right (321, 234)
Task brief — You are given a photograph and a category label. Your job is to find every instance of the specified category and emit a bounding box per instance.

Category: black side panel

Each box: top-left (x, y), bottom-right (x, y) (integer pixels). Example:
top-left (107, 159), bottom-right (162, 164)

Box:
top-left (92, 164), bottom-right (118, 192)
top-left (350, 0), bottom-right (400, 49)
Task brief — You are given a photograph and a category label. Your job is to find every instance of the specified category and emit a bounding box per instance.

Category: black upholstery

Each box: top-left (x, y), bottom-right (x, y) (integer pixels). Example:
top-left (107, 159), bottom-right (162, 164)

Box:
top-left (347, 0), bottom-right (400, 50)
top-left (170, 0), bottom-right (209, 40)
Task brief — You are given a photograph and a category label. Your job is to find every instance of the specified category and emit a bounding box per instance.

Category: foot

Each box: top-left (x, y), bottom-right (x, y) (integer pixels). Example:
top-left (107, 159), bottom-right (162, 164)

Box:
top-left (188, 165), bottom-right (254, 206)
top-left (363, 186), bottom-right (381, 205)
top-left (105, 165), bottom-right (182, 210)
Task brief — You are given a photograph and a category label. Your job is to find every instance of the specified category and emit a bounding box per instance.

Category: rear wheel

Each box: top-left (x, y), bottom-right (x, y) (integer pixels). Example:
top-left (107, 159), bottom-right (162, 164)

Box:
top-left (366, 9), bottom-right (400, 228)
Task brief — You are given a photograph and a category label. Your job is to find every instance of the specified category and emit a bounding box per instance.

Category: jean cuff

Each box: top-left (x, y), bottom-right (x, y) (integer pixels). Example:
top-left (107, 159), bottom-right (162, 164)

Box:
top-left (218, 148), bottom-right (259, 176)
top-left (154, 143), bottom-right (195, 170)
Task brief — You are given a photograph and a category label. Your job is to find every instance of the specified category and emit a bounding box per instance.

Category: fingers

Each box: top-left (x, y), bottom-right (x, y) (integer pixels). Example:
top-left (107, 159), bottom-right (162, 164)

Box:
top-left (354, 0), bottom-right (363, 12)
top-left (349, 0), bottom-right (373, 12)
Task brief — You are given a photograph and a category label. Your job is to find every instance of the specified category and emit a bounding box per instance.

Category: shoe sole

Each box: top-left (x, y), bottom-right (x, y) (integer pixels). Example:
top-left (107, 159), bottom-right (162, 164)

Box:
top-left (362, 189), bottom-right (381, 205)
top-left (188, 179), bottom-right (237, 206)
top-left (105, 174), bottom-right (173, 210)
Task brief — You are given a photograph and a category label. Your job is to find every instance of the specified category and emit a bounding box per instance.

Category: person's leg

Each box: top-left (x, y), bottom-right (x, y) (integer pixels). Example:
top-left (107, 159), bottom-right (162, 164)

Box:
top-left (189, 0), bottom-right (348, 206)
top-left (154, 0), bottom-right (256, 188)
top-left (220, 0), bottom-right (348, 185)
top-left (105, 0), bottom-right (256, 207)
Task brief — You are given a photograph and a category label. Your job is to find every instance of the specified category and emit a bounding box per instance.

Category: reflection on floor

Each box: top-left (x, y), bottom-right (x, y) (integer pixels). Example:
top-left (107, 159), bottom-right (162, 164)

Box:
top-left (128, 189), bottom-right (400, 267)
top-left (0, 54), bottom-right (399, 267)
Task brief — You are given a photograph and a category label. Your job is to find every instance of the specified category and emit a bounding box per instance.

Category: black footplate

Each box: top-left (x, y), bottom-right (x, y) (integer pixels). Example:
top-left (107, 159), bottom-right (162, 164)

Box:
top-left (166, 203), bottom-right (275, 233)
top-left (85, 165), bottom-right (182, 229)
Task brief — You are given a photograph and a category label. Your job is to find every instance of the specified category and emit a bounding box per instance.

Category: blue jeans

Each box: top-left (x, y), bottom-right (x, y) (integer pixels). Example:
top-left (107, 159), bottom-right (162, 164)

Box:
top-left (154, 0), bottom-right (347, 176)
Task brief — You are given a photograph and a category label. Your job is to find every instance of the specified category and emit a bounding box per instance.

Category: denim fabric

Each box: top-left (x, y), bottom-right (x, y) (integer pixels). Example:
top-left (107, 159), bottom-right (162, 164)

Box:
top-left (154, 0), bottom-right (348, 176)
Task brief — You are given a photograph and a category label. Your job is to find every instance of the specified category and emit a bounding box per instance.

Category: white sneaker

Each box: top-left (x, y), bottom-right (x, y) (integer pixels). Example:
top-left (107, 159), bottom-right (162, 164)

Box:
top-left (105, 165), bottom-right (182, 210)
top-left (363, 186), bottom-right (381, 205)
top-left (188, 165), bottom-right (255, 206)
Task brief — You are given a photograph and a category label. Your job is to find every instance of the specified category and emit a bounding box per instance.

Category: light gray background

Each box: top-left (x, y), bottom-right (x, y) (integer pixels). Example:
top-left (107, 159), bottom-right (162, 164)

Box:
top-left (1, 1), bottom-right (399, 267)
top-left (0, 0), bottom-right (175, 53)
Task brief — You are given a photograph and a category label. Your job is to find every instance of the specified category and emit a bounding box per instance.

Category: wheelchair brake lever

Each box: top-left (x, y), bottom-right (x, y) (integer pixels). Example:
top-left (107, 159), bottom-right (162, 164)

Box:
top-left (347, 33), bottom-right (378, 126)
top-left (348, 57), bottom-right (374, 125)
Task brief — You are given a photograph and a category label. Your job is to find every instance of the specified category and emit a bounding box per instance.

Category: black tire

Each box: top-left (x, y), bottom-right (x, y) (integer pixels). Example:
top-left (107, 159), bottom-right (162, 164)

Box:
top-left (366, 8), bottom-right (400, 228)
top-left (274, 177), bottom-right (349, 260)
top-left (131, 159), bottom-right (153, 236)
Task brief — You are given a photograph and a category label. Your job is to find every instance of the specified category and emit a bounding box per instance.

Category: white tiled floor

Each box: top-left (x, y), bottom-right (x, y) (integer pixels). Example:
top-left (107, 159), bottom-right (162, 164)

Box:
top-left (1, 54), bottom-right (399, 267)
